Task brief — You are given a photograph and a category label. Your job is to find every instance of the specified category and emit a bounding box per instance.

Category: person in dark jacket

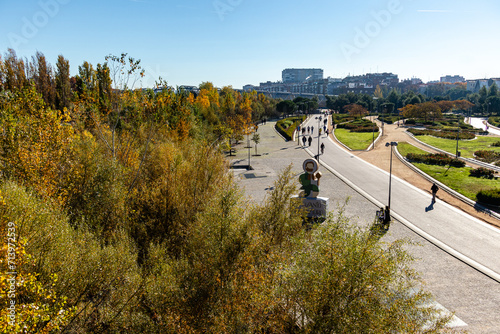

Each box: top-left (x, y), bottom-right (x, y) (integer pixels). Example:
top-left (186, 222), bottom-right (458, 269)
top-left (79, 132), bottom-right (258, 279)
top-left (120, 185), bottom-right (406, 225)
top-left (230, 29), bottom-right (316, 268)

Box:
top-left (431, 183), bottom-right (439, 202)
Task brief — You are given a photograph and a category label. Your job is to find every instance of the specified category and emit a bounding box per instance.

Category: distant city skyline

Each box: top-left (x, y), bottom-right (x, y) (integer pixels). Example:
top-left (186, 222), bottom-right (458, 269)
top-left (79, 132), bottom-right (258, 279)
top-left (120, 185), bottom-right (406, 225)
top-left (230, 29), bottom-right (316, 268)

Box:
top-left (1, 0), bottom-right (500, 89)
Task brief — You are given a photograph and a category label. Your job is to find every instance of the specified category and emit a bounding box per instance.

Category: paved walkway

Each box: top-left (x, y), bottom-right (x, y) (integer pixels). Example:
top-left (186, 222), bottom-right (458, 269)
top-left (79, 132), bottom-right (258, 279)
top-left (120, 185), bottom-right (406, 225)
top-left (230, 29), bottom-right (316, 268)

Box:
top-left (351, 117), bottom-right (500, 229)
top-left (230, 118), bottom-right (500, 333)
top-left (302, 115), bottom-right (500, 281)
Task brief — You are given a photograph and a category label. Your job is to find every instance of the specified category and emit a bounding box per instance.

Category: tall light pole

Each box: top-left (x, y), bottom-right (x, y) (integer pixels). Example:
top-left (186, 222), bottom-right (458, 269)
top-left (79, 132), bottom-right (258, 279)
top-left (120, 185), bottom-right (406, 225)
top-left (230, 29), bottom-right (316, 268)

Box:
top-left (455, 119), bottom-right (460, 159)
top-left (385, 141), bottom-right (398, 209)
top-left (315, 115), bottom-right (323, 160)
top-left (372, 116), bottom-right (375, 150)
top-left (246, 125), bottom-right (255, 170)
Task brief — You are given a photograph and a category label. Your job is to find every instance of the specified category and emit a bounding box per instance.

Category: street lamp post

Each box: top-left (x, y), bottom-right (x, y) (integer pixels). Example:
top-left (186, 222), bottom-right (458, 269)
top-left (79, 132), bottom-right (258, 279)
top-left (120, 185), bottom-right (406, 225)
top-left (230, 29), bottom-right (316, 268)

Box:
top-left (372, 116), bottom-right (375, 150)
top-left (246, 125), bottom-right (255, 170)
top-left (315, 115), bottom-right (323, 160)
top-left (456, 120), bottom-right (460, 159)
top-left (385, 141), bottom-right (398, 209)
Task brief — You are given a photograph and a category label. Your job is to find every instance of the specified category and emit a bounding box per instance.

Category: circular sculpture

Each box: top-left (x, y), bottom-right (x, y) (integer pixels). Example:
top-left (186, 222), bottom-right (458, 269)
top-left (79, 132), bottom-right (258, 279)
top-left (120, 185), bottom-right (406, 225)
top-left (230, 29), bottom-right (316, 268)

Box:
top-left (299, 158), bottom-right (322, 198)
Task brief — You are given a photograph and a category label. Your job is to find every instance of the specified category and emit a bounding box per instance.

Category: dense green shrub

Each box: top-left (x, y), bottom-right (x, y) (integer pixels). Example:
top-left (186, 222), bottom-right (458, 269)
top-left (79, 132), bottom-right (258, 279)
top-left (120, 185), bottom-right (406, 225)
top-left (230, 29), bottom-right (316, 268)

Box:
top-left (477, 189), bottom-right (500, 206)
top-left (406, 153), bottom-right (465, 167)
top-left (470, 167), bottom-right (496, 179)
top-left (275, 116), bottom-right (306, 141)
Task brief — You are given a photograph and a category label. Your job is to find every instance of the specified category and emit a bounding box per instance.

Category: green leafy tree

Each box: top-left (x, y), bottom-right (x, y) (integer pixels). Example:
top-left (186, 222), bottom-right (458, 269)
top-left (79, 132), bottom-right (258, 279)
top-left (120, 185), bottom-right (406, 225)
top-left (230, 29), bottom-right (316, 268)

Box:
top-left (386, 89), bottom-right (401, 110)
top-left (488, 82), bottom-right (499, 97)
top-left (276, 100), bottom-right (296, 116)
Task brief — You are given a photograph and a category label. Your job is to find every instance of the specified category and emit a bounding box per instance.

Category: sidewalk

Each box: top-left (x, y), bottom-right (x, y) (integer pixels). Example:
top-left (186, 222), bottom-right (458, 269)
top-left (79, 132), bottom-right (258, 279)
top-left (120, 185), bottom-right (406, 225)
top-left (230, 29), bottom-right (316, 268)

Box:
top-left (351, 120), bottom-right (500, 229)
top-left (229, 120), bottom-right (380, 225)
top-left (229, 119), bottom-right (500, 332)
top-left (301, 115), bottom-right (500, 282)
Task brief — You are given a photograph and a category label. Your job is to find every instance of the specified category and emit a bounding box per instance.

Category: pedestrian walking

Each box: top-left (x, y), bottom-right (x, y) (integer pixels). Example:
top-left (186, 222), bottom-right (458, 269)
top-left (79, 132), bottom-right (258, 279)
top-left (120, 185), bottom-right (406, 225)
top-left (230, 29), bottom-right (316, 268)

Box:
top-left (323, 125), bottom-right (327, 133)
top-left (319, 128), bottom-right (322, 135)
top-left (308, 136), bottom-right (312, 146)
top-left (302, 136), bottom-right (306, 146)
top-left (302, 128), bottom-right (305, 135)
top-left (307, 126), bottom-right (310, 134)
top-left (326, 129), bottom-right (329, 136)
top-left (431, 183), bottom-right (439, 202)
top-left (320, 142), bottom-right (325, 155)
top-left (311, 126), bottom-right (314, 134)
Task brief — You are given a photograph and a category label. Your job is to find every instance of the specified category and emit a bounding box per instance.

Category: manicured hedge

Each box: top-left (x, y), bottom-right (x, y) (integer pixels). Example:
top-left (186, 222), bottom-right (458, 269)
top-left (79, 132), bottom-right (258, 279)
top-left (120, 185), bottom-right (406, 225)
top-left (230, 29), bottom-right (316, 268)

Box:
top-left (275, 116), bottom-right (306, 141)
top-left (406, 153), bottom-right (465, 167)
top-left (336, 119), bottom-right (378, 133)
top-left (477, 189), bottom-right (500, 206)
top-left (488, 116), bottom-right (500, 128)
top-left (407, 128), bottom-right (475, 140)
top-left (474, 150), bottom-right (500, 163)
top-left (331, 114), bottom-right (355, 125)
top-left (469, 167), bottom-right (496, 179)
top-left (378, 114), bottom-right (401, 124)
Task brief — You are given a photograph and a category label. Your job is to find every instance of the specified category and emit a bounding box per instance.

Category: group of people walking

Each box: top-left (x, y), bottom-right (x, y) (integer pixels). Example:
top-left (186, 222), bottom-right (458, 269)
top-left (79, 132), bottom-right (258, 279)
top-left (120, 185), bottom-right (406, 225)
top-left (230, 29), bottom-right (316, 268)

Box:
top-left (298, 120), bottom-right (329, 157)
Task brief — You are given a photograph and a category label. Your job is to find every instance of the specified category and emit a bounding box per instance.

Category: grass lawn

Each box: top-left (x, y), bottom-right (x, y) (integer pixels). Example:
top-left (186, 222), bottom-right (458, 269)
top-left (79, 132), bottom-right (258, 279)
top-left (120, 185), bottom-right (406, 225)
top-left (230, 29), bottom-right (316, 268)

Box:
top-left (413, 135), bottom-right (500, 158)
top-left (397, 142), bottom-right (500, 201)
top-left (334, 128), bottom-right (376, 150)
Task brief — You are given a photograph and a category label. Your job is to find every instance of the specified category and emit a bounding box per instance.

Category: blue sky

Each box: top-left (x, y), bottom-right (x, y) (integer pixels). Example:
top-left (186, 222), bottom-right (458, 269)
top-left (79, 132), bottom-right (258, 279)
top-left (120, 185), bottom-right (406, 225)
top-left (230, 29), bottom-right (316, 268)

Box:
top-left (1, 0), bottom-right (499, 89)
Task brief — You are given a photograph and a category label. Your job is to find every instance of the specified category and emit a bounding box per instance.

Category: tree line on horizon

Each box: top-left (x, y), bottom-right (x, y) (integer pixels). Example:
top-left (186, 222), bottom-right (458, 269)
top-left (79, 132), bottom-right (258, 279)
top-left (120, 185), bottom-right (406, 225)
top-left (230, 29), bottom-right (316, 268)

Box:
top-left (0, 49), bottom-right (453, 333)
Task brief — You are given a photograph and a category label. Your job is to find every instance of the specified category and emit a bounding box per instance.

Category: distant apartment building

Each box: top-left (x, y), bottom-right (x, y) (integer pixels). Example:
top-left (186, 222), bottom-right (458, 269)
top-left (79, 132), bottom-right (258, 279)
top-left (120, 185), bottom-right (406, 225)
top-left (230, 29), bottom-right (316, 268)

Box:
top-left (466, 78), bottom-right (500, 92)
top-left (331, 72), bottom-right (399, 95)
top-left (251, 70), bottom-right (402, 97)
top-left (282, 68), bottom-right (323, 84)
top-left (440, 75), bottom-right (465, 83)
top-left (397, 77), bottom-right (423, 92)
top-left (243, 84), bottom-right (258, 92)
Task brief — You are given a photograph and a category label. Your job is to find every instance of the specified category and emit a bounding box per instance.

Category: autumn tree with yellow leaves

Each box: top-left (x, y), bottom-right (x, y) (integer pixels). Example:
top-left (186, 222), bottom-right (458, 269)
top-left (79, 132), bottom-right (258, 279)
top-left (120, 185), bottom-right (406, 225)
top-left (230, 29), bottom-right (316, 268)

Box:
top-left (0, 50), bottom-right (453, 333)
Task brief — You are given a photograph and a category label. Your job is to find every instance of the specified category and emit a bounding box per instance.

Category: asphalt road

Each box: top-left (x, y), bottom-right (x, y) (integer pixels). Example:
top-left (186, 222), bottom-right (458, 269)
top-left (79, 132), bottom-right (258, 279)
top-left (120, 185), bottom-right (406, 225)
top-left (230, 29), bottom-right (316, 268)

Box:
top-left (231, 118), bottom-right (500, 333)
